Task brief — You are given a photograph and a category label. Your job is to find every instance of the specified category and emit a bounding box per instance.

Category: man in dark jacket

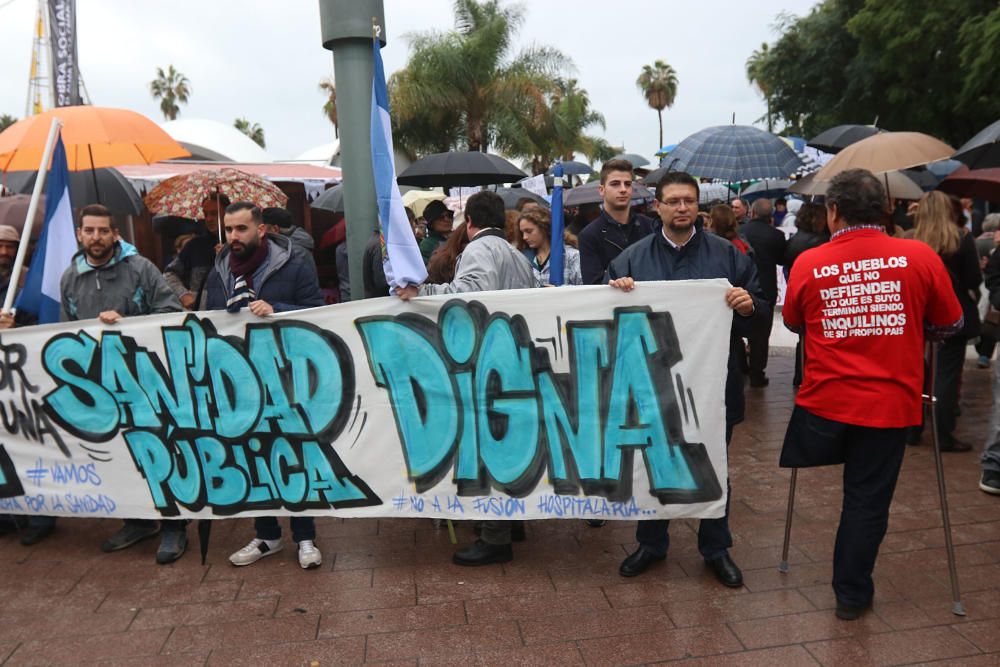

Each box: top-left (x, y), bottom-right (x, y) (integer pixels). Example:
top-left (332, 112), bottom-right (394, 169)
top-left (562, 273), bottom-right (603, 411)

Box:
top-left (577, 159), bottom-right (656, 284)
top-left (607, 172), bottom-right (769, 588)
top-left (741, 198), bottom-right (787, 386)
top-left (60, 204), bottom-right (187, 562)
top-left (204, 202), bottom-right (326, 570)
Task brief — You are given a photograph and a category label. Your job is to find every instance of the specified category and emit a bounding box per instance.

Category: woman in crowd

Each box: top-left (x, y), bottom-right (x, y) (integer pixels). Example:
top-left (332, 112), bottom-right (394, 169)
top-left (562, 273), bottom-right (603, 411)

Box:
top-left (784, 202), bottom-right (829, 386)
top-left (518, 207), bottom-right (582, 286)
top-left (708, 204), bottom-right (750, 255)
top-left (426, 221), bottom-right (471, 284)
top-left (911, 191), bottom-right (982, 451)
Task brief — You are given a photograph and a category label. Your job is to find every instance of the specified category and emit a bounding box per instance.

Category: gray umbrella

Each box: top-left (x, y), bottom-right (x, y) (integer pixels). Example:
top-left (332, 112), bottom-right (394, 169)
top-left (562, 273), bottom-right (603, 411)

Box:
top-left (668, 125), bottom-right (804, 181)
top-left (952, 118), bottom-right (1000, 170)
top-left (807, 125), bottom-right (884, 154)
top-left (547, 160), bottom-right (593, 176)
top-left (490, 187), bottom-right (548, 209)
top-left (610, 152), bottom-right (650, 168)
top-left (396, 151), bottom-right (526, 188)
top-left (741, 179), bottom-right (792, 202)
top-left (563, 181), bottom-right (654, 206)
top-left (310, 183), bottom-right (345, 214)
top-left (4, 167), bottom-right (144, 216)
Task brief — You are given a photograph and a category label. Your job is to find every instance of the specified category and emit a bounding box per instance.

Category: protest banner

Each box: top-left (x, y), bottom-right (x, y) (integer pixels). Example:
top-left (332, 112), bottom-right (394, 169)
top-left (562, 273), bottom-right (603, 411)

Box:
top-left (0, 281), bottom-right (731, 522)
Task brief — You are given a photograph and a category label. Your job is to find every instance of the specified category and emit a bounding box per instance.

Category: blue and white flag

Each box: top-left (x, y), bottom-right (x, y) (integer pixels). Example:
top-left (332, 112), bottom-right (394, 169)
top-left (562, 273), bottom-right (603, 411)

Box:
top-left (16, 133), bottom-right (77, 323)
top-left (371, 35), bottom-right (426, 292)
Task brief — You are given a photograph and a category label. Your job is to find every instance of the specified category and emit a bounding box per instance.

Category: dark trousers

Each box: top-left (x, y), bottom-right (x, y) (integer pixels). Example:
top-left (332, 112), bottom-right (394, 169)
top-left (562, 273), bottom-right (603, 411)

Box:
top-left (908, 336), bottom-right (966, 443)
top-left (635, 424), bottom-right (734, 561)
top-left (254, 516), bottom-right (315, 543)
top-left (123, 518), bottom-right (186, 533)
top-left (747, 299), bottom-right (776, 379)
top-left (781, 406), bottom-right (907, 607)
top-left (975, 334), bottom-right (996, 359)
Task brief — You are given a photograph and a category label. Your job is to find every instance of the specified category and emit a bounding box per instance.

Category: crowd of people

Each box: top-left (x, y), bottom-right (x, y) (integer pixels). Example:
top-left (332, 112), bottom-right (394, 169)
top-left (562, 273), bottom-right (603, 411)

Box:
top-left (0, 158), bottom-right (996, 623)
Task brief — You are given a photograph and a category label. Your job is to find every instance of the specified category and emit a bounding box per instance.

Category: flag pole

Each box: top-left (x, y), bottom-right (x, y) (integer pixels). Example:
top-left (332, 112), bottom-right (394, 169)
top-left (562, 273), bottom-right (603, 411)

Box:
top-left (4, 117), bottom-right (62, 314)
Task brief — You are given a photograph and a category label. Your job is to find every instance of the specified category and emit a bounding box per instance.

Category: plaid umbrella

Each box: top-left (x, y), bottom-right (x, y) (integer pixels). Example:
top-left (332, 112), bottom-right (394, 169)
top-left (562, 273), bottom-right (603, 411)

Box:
top-left (665, 125), bottom-right (804, 182)
top-left (144, 168), bottom-right (288, 219)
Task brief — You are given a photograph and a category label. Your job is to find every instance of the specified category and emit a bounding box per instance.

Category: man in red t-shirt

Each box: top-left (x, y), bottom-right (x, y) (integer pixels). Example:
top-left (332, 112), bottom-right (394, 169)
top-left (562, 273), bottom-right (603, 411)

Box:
top-left (781, 169), bottom-right (963, 621)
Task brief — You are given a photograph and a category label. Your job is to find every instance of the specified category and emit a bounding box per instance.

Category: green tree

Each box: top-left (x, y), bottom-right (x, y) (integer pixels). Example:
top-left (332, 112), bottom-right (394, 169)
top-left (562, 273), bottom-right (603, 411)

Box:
top-left (318, 76), bottom-right (338, 138)
top-left (233, 118), bottom-right (266, 149)
top-left (745, 43), bottom-right (773, 132)
top-left (149, 65), bottom-right (191, 121)
top-left (636, 60), bottom-right (678, 149)
top-left (497, 78), bottom-right (613, 174)
top-left (389, 0), bottom-right (569, 154)
top-left (0, 114), bottom-right (17, 132)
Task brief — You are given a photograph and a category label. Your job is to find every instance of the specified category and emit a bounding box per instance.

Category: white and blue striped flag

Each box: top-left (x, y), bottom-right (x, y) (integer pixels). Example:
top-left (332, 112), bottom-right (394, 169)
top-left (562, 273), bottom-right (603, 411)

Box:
top-left (16, 133), bottom-right (77, 323)
top-left (371, 35), bottom-right (426, 292)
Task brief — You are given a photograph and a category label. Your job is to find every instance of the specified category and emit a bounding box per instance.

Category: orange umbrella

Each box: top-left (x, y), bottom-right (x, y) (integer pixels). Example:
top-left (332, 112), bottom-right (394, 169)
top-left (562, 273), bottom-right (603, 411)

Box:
top-left (814, 131), bottom-right (955, 181)
top-left (0, 106), bottom-right (189, 172)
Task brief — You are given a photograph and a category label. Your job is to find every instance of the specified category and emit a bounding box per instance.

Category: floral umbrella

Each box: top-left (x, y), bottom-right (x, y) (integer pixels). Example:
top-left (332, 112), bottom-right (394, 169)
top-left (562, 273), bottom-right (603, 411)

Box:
top-left (144, 168), bottom-right (288, 220)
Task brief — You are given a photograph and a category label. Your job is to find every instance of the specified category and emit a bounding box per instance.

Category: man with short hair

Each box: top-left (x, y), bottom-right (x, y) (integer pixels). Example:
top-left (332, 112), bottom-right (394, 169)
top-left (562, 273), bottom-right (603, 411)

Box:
top-left (59, 204), bottom-right (187, 561)
top-left (781, 169), bottom-right (963, 620)
top-left (0, 225), bottom-right (31, 330)
top-left (607, 172), bottom-right (768, 588)
top-left (397, 191), bottom-right (535, 566)
top-left (741, 198), bottom-right (787, 387)
top-left (731, 197), bottom-right (748, 224)
top-left (577, 159), bottom-right (656, 284)
top-left (205, 202), bottom-right (326, 569)
top-left (419, 200), bottom-right (454, 265)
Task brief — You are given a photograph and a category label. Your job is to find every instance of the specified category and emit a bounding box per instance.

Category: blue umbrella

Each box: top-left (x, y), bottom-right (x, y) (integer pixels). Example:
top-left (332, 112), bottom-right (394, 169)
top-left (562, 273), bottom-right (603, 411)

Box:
top-left (549, 162), bottom-right (565, 286)
top-left (668, 125), bottom-right (804, 181)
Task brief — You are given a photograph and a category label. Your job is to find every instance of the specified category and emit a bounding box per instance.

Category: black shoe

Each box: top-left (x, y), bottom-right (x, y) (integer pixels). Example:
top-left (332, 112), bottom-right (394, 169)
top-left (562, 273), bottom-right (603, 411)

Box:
top-left (20, 524), bottom-right (54, 546)
top-left (938, 438), bottom-right (973, 453)
top-left (706, 553), bottom-right (743, 587)
top-left (452, 539), bottom-right (512, 566)
top-left (586, 519), bottom-right (607, 527)
top-left (619, 547), bottom-right (665, 577)
top-left (472, 521), bottom-right (526, 542)
top-left (155, 530), bottom-right (188, 565)
top-left (980, 470), bottom-right (1000, 495)
top-left (101, 522), bottom-right (160, 553)
top-left (835, 599), bottom-right (871, 621)
top-left (749, 374), bottom-right (769, 388)
top-left (0, 516), bottom-right (26, 536)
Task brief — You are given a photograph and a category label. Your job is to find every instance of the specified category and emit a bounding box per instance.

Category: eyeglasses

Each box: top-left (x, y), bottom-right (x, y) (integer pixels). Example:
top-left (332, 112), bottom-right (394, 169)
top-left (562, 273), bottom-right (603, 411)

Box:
top-left (660, 198), bottom-right (698, 208)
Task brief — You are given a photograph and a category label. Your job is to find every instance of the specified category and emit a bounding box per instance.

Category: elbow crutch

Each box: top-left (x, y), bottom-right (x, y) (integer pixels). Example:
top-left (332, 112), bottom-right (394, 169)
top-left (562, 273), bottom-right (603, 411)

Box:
top-left (778, 334), bottom-right (804, 574)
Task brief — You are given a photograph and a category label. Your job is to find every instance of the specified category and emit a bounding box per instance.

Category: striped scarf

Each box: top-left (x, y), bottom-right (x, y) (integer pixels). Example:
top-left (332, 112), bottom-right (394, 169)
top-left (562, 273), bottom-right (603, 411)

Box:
top-left (226, 240), bottom-right (268, 313)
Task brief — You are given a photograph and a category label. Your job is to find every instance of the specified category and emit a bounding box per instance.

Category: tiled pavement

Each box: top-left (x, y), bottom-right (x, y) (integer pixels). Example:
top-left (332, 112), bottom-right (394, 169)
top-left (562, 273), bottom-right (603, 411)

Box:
top-left (1, 353), bottom-right (998, 666)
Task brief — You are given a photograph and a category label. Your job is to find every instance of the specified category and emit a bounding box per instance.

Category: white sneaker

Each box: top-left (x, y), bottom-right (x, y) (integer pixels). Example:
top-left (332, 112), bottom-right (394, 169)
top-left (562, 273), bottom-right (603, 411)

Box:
top-left (298, 539), bottom-right (322, 569)
top-left (229, 538), bottom-right (282, 566)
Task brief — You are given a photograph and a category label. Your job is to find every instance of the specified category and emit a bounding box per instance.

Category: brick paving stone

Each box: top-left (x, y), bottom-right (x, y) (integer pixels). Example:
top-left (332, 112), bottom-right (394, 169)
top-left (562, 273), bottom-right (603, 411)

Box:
top-left (952, 618), bottom-right (1000, 653)
top-left (97, 580), bottom-right (240, 611)
top-left (5, 629), bottom-right (171, 665)
top-left (161, 614), bottom-right (321, 654)
top-left (0, 608), bottom-right (135, 643)
top-left (94, 653), bottom-right (210, 667)
top-left (663, 588), bottom-right (816, 627)
top-left (653, 645), bottom-right (820, 666)
top-left (364, 622), bottom-right (523, 661)
top-left (852, 625), bottom-right (981, 665)
top-left (130, 597), bottom-right (278, 630)
top-left (274, 586), bottom-right (416, 615)
top-left (317, 601), bottom-right (466, 638)
top-left (417, 642), bottom-right (585, 667)
top-left (577, 625), bottom-right (745, 666)
top-left (206, 636), bottom-right (366, 666)
top-left (464, 588), bottom-right (611, 623)
top-left (519, 604), bottom-right (675, 644)
top-left (729, 609), bottom-right (890, 649)
top-left (235, 568), bottom-right (374, 598)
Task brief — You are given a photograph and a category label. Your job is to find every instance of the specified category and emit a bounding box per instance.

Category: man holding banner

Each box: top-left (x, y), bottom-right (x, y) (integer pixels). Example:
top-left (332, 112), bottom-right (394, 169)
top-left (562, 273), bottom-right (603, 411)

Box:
top-left (607, 171), bottom-right (767, 587)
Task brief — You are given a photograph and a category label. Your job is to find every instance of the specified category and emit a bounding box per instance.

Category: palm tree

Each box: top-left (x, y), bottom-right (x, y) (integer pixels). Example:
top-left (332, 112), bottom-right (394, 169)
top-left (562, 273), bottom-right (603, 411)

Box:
top-left (636, 60), bottom-right (679, 149)
top-left (318, 77), bottom-right (338, 138)
top-left (0, 114), bottom-right (16, 132)
top-left (746, 43), bottom-right (773, 132)
top-left (233, 118), bottom-right (266, 149)
top-left (389, 0), bottom-right (569, 153)
top-left (149, 65), bottom-right (191, 121)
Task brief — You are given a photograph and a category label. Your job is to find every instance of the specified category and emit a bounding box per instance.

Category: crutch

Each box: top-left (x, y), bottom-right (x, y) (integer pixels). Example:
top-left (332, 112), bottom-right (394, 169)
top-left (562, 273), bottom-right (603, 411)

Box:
top-left (924, 342), bottom-right (966, 616)
top-left (778, 334), bottom-right (804, 574)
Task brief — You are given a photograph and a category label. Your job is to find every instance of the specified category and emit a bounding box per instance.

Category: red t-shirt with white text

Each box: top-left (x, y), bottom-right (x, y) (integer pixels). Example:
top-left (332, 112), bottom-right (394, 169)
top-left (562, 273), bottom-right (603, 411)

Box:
top-left (783, 227), bottom-right (963, 428)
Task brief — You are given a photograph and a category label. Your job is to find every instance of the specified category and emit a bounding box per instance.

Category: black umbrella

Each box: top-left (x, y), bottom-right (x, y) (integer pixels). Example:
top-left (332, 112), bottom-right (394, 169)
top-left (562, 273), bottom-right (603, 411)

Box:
top-left (952, 118), bottom-right (1000, 170)
top-left (546, 160), bottom-right (593, 176)
top-left (198, 519), bottom-right (211, 565)
top-left (490, 186), bottom-right (548, 209)
top-left (610, 152), bottom-right (650, 168)
top-left (310, 183), bottom-right (345, 214)
top-left (4, 167), bottom-right (145, 216)
top-left (741, 179), bottom-right (792, 202)
top-left (807, 124), bottom-right (884, 154)
top-left (396, 151), bottom-right (527, 188)
top-left (563, 181), bottom-right (654, 206)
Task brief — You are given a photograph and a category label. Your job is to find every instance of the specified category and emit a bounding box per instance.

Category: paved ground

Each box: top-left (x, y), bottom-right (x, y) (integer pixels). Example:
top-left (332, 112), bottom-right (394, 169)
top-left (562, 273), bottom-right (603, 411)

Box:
top-left (0, 353), bottom-right (998, 666)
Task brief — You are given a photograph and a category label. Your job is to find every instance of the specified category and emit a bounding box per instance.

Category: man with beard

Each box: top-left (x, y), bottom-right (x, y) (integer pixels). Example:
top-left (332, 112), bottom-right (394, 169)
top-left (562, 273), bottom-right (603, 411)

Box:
top-left (578, 159), bottom-right (656, 284)
top-left (0, 225), bottom-right (33, 330)
top-left (606, 172), bottom-right (768, 588)
top-left (204, 202), bottom-right (326, 570)
top-left (57, 204), bottom-right (185, 558)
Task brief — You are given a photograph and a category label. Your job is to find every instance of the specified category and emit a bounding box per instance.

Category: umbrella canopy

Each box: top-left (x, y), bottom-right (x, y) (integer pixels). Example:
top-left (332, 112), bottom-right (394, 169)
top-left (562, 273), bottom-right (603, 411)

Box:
top-left (396, 151), bottom-right (526, 188)
top-left (667, 125), bottom-right (804, 181)
top-left (0, 106), bottom-right (189, 171)
top-left (952, 118), bottom-right (1000, 170)
top-left (400, 188), bottom-right (446, 217)
top-left (563, 181), bottom-right (654, 207)
top-left (490, 187), bottom-right (548, 210)
top-left (790, 169), bottom-right (923, 200)
top-left (807, 124), bottom-right (884, 154)
top-left (938, 166), bottom-right (1000, 202)
top-left (655, 143), bottom-right (678, 156)
top-left (546, 160), bottom-right (593, 176)
top-left (0, 194), bottom-right (44, 238)
top-left (310, 183), bottom-right (345, 214)
top-left (741, 179), bottom-right (792, 201)
top-left (4, 167), bottom-right (144, 216)
top-left (814, 132), bottom-right (955, 181)
top-left (145, 168), bottom-right (288, 219)
top-left (610, 152), bottom-right (650, 168)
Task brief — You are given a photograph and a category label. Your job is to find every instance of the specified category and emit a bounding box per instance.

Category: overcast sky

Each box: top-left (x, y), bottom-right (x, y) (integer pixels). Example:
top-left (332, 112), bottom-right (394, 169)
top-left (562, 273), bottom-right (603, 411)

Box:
top-left (0, 0), bottom-right (818, 163)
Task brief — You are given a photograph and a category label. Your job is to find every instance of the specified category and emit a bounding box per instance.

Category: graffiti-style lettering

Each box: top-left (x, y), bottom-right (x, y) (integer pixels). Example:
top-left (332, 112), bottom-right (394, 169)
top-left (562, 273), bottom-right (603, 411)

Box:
top-left (41, 316), bottom-right (380, 515)
top-left (357, 301), bottom-right (722, 504)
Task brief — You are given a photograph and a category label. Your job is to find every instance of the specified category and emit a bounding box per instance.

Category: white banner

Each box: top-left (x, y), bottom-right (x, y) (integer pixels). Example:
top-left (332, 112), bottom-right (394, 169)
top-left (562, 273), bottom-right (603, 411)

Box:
top-left (0, 281), bottom-right (731, 522)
